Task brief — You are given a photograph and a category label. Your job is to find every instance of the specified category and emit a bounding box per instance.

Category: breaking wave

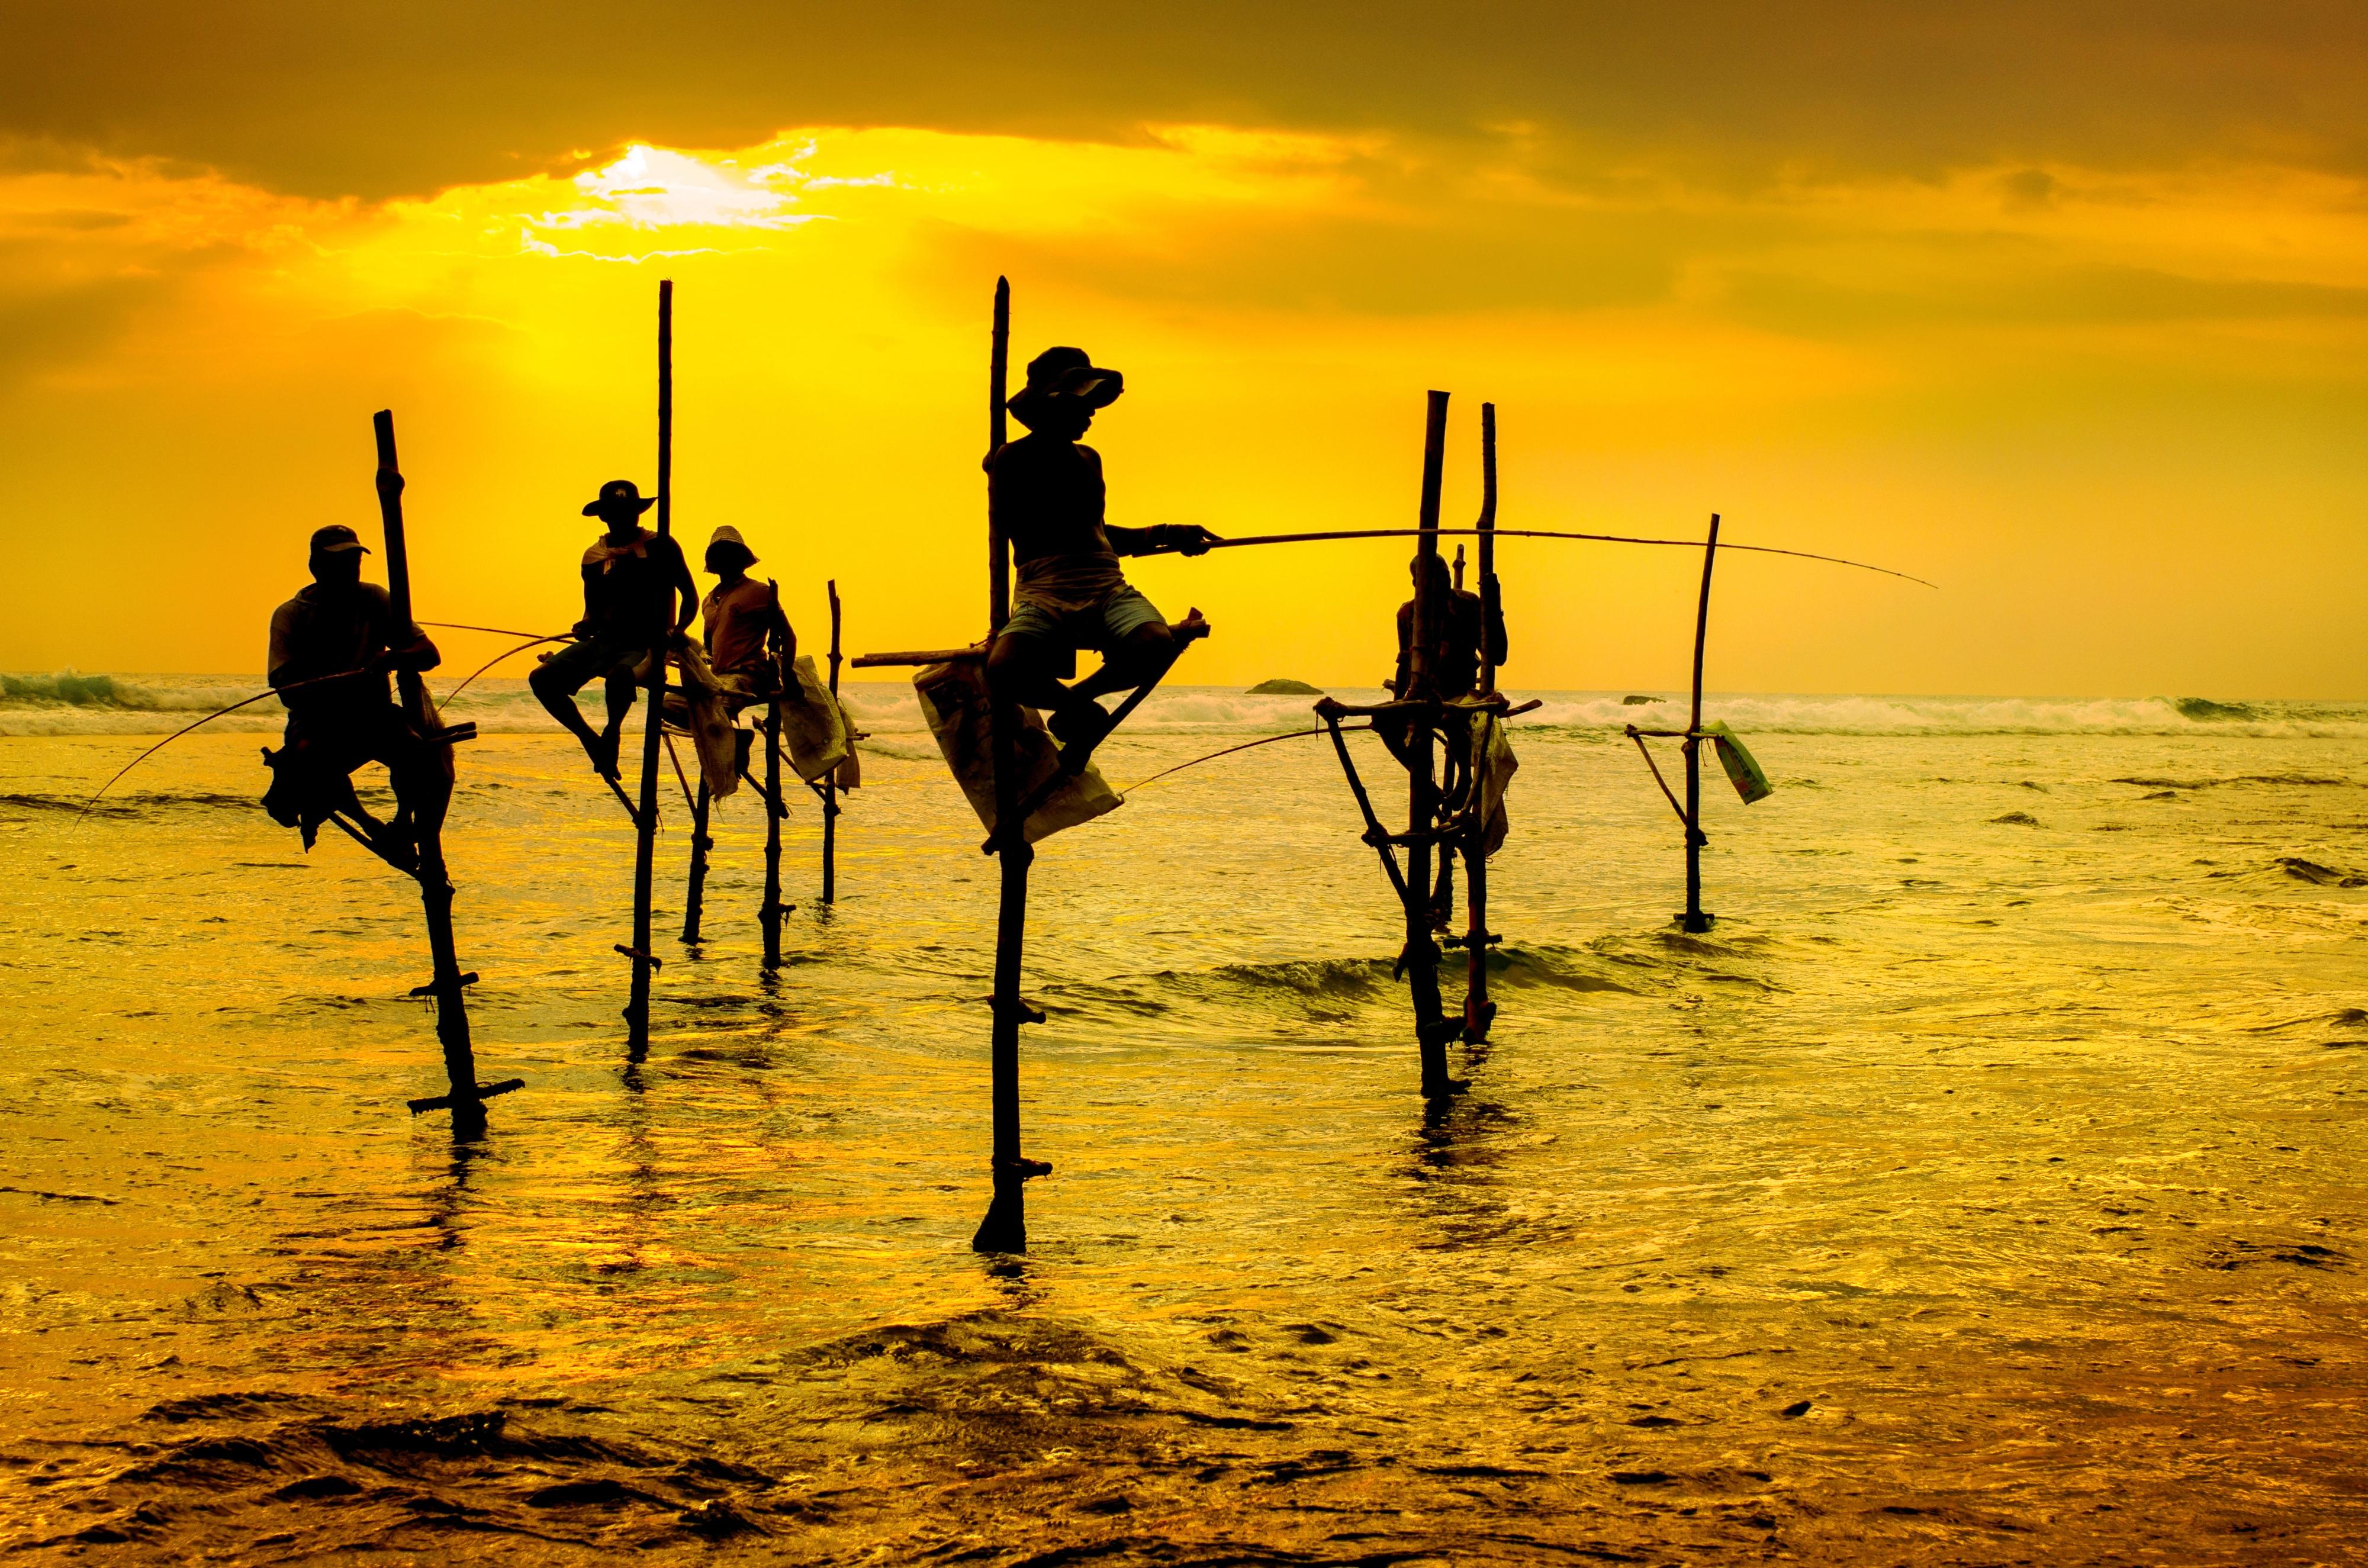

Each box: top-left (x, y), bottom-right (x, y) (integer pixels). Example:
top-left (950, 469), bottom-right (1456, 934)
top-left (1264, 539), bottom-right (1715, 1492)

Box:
top-left (6, 672), bottom-right (2365, 739)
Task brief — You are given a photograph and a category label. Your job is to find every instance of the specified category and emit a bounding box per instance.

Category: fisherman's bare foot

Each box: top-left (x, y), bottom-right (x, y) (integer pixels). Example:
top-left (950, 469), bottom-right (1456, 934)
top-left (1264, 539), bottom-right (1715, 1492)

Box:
top-left (587, 730), bottom-right (621, 778)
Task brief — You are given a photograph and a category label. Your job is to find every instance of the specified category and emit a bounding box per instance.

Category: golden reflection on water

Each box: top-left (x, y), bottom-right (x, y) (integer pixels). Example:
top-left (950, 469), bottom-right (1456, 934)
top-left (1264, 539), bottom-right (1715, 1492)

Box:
top-left (1, 721), bottom-right (2364, 1560)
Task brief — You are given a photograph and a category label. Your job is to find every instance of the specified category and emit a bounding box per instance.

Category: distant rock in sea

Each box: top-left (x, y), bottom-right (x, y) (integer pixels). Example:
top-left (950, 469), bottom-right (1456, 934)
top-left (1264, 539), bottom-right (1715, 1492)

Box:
top-left (1990, 811), bottom-right (2041, 826)
top-left (1247, 678), bottom-right (1323, 695)
top-left (1621, 694), bottom-right (1663, 706)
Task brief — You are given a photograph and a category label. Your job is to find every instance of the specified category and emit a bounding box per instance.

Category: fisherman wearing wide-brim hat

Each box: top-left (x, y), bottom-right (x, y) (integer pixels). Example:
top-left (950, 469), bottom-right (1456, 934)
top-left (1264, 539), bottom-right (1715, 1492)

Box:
top-left (984, 346), bottom-right (1221, 751)
top-left (529, 479), bottom-right (698, 778)
top-left (262, 522), bottom-right (443, 858)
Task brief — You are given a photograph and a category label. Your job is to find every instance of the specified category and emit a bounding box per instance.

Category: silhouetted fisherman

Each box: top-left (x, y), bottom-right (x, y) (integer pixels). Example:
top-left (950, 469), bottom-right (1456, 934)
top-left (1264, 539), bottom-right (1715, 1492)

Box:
top-left (1378, 552), bottom-right (1508, 767)
top-left (262, 523), bottom-right (442, 858)
top-left (983, 346), bottom-right (1218, 749)
top-left (530, 479), bottom-right (696, 776)
top-left (700, 525), bottom-right (793, 688)
top-left (667, 524), bottom-right (795, 779)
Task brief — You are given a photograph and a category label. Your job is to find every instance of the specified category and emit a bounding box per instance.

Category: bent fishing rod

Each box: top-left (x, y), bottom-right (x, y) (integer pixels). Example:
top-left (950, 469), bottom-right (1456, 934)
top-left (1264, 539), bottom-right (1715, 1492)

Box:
top-left (76, 666), bottom-right (391, 823)
top-left (77, 626), bottom-right (580, 822)
top-left (1142, 526), bottom-right (1936, 589)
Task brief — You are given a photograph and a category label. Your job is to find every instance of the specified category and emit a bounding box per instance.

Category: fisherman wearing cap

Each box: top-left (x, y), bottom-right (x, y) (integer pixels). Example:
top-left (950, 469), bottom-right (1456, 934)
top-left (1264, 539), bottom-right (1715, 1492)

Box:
top-left (529, 479), bottom-right (697, 777)
top-left (699, 525), bottom-right (792, 684)
top-left (262, 523), bottom-right (442, 855)
top-left (983, 346), bottom-right (1220, 751)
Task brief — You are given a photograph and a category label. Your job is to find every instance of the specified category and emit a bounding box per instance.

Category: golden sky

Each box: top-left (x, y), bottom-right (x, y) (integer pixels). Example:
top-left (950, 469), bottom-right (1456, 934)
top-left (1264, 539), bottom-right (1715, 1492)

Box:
top-left (4, 5), bottom-right (2365, 695)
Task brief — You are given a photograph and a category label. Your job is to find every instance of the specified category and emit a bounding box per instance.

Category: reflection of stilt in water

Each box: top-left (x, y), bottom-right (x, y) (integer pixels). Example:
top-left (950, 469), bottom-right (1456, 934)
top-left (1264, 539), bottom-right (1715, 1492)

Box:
top-left (854, 277), bottom-right (1209, 1255)
top-left (371, 410), bottom-right (521, 1132)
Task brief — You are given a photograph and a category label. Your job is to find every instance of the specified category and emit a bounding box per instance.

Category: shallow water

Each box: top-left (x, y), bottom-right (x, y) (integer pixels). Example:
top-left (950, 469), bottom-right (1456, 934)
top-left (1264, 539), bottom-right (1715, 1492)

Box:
top-left (2, 685), bottom-right (2366, 1563)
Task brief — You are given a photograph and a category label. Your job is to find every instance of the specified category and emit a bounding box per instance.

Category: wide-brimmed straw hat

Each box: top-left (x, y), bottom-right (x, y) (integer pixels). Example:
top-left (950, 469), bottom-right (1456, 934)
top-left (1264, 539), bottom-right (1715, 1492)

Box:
top-left (583, 479), bottom-right (658, 517)
top-left (705, 524), bottom-right (757, 569)
top-left (1006, 346), bottom-right (1124, 427)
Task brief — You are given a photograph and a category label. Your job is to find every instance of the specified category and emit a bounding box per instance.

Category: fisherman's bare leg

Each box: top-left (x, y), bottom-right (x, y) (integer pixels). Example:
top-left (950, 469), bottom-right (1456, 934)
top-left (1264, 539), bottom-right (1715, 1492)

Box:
top-left (1070, 620), bottom-right (1176, 703)
top-left (984, 634), bottom-right (1073, 713)
top-left (598, 671), bottom-right (637, 775)
top-left (529, 661), bottom-right (610, 771)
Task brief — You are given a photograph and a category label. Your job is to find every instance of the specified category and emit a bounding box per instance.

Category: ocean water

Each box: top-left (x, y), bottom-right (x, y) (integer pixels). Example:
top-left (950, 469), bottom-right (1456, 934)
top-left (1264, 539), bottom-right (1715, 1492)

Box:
top-left (2, 675), bottom-right (2365, 1563)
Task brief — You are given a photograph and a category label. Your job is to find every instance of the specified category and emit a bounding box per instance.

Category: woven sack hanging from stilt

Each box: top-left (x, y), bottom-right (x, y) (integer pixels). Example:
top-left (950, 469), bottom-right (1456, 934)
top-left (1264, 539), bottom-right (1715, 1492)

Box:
top-left (913, 658), bottom-right (1121, 844)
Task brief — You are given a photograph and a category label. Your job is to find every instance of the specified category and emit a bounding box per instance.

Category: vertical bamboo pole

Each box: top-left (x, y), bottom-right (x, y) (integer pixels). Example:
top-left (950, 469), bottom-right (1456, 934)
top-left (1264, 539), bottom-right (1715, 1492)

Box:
top-left (975, 278), bottom-right (1031, 1252)
top-left (625, 281), bottom-right (674, 1047)
top-left (822, 579), bottom-right (842, 904)
top-left (372, 410), bottom-right (484, 1130)
top-left (1477, 405), bottom-right (1500, 693)
top-left (987, 277), bottom-right (1012, 632)
top-left (1682, 512), bottom-right (1720, 934)
top-left (1406, 390), bottom-right (1453, 1097)
top-left (680, 780), bottom-right (710, 942)
top-left (1463, 401), bottom-right (1498, 1042)
top-left (761, 576), bottom-right (786, 970)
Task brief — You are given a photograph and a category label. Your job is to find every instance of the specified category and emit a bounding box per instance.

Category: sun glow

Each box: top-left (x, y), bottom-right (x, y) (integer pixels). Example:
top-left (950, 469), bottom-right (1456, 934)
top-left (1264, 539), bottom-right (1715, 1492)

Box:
top-left (1, 125), bottom-right (2364, 694)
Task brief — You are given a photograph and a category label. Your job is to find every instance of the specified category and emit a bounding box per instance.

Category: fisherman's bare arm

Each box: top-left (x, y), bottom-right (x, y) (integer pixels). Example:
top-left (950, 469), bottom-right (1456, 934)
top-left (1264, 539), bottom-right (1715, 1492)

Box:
top-left (1108, 523), bottom-right (1221, 557)
top-left (768, 585), bottom-right (797, 669)
top-left (670, 542), bottom-right (699, 635)
top-left (575, 564), bottom-right (601, 639)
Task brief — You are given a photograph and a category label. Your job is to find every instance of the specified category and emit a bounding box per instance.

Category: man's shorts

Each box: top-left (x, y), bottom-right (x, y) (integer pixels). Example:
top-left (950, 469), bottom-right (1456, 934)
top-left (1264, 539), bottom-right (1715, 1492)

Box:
top-left (538, 634), bottom-right (649, 693)
top-left (1000, 585), bottom-right (1164, 652)
top-left (282, 701), bottom-right (418, 775)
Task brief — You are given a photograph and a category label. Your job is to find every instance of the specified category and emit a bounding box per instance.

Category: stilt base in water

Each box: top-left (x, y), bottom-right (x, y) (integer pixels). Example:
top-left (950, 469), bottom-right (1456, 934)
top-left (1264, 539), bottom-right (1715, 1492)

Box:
top-left (407, 1078), bottom-right (525, 1115)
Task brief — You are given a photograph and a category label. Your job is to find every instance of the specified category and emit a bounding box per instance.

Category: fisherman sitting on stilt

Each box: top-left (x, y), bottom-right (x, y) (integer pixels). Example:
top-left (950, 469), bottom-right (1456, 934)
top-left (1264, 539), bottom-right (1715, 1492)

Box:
top-left (1376, 552), bottom-right (1507, 765)
top-left (262, 523), bottom-right (442, 864)
top-left (675, 524), bottom-right (794, 780)
top-left (699, 526), bottom-right (793, 693)
top-left (983, 346), bottom-right (1220, 755)
top-left (1376, 551), bottom-right (1511, 927)
top-left (530, 479), bottom-right (696, 777)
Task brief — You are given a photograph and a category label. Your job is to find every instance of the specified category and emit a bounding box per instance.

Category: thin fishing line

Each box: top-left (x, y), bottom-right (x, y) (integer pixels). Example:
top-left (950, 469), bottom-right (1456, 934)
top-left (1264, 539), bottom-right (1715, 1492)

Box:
top-left (419, 620), bottom-right (565, 640)
top-left (442, 634), bottom-right (570, 703)
top-left (1117, 725), bottom-right (1369, 796)
top-left (1157, 527), bottom-right (1936, 589)
top-left (75, 667), bottom-right (374, 825)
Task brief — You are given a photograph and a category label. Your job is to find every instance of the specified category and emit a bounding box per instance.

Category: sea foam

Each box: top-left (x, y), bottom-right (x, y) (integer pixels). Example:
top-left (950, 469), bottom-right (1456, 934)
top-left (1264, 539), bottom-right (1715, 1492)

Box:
top-left (4, 672), bottom-right (2362, 739)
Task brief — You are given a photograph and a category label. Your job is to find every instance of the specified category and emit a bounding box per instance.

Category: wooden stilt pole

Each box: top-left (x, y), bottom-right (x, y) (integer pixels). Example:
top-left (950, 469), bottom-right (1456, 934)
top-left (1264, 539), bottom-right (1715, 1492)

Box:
top-left (761, 695), bottom-right (785, 970)
top-left (373, 410), bottom-right (517, 1127)
top-left (680, 778), bottom-right (710, 943)
top-left (974, 275), bottom-right (1043, 1253)
top-left (1463, 401), bottom-right (1499, 1042)
top-left (822, 579), bottom-right (842, 904)
top-left (987, 278), bottom-right (1011, 633)
top-left (1406, 390), bottom-right (1456, 1097)
top-left (976, 698), bottom-right (1036, 1253)
top-left (1681, 513), bottom-right (1720, 934)
top-left (625, 280), bottom-right (675, 1048)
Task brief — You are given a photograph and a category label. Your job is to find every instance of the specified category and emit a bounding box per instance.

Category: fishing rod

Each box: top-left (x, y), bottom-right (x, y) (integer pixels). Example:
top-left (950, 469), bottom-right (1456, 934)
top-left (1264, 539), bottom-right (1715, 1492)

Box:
top-left (75, 665), bottom-right (382, 823)
top-left (75, 620), bottom-right (584, 822)
top-left (442, 633), bottom-right (572, 702)
top-left (1116, 724), bottom-right (1372, 796)
top-left (420, 620), bottom-right (562, 640)
top-left (1143, 527), bottom-right (1936, 589)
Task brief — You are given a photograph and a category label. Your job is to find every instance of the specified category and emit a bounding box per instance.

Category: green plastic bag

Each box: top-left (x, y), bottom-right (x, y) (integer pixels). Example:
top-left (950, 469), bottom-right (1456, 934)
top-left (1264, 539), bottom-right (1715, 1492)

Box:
top-left (1701, 720), bottom-right (1773, 805)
